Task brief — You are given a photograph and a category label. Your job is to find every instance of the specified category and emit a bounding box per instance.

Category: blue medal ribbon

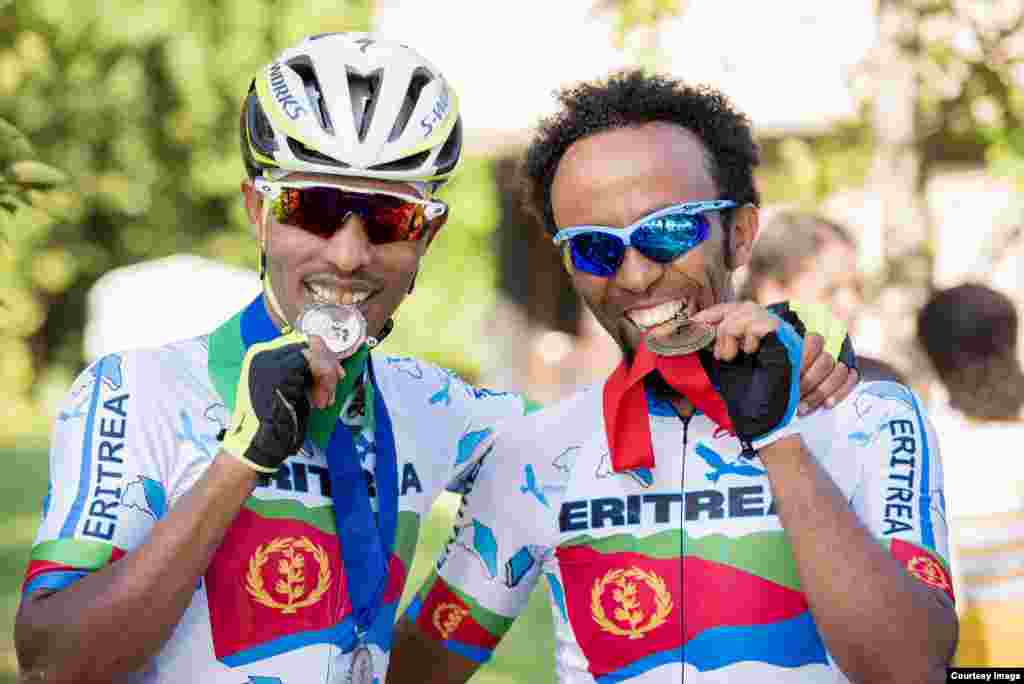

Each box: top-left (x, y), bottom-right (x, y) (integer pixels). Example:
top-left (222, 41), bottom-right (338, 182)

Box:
top-left (326, 357), bottom-right (398, 642)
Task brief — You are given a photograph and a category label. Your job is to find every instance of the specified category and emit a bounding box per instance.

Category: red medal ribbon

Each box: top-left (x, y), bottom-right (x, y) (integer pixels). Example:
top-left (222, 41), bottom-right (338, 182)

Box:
top-left (603, 342), bottom-right (733, 472)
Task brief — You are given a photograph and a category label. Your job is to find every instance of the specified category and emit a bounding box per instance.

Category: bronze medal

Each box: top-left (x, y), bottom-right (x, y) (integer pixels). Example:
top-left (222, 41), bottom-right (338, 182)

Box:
top-left (646, 317), bottom-right (716, 357)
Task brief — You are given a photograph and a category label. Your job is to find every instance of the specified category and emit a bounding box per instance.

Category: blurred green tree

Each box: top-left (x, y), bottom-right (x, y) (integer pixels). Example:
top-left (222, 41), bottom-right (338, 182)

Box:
top-left (0, 2), bottom-right (503, 435)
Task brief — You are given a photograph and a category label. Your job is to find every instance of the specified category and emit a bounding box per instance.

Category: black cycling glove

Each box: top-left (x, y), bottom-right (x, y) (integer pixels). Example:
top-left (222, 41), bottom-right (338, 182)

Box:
top-left (715, 318), bottom-right (803, 452)
top-left (221, 332), bottom-right (312, 473)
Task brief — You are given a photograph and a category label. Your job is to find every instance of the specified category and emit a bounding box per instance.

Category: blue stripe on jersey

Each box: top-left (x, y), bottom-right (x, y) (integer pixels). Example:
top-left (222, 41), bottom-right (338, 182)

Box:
top-left (595, 648), bottom-right (681, 683)
top-left (443, 639), bottom-right (491, 663)
top-left (220, 620), bottom-right (353, 667)
top-left (60, 356), bottom-right (108, 538)
top-left (23, 570), bottom-right (89, 596)
top-left (910, 391), bottom-right (935, 550)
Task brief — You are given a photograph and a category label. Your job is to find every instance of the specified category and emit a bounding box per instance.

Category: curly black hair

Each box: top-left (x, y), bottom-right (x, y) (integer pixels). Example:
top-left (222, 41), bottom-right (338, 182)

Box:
top-left (523, 69), bottom-right (761, 235)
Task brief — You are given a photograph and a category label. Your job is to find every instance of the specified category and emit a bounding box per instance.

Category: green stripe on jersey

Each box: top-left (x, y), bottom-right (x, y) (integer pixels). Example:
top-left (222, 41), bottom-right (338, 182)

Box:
top-left (562, 529), bottom-right (802, 591)
top-left (243, 497), bottom-right (336, 535)
top-left (30, 539), bottom-right (117, 569)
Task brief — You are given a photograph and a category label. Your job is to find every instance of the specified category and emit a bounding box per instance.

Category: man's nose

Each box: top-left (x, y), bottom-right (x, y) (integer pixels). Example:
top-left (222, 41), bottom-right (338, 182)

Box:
top-left (612, 247), bottom-right (662, 293)
top-left (323, 212), bottom-right (373, 272)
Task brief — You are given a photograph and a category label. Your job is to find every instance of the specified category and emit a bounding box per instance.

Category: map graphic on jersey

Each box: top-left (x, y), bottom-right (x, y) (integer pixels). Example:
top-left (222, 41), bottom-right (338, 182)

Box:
top-left (456, 519), bottom-right (498, 579)
top-left (694, 443), bottom-right (766, 482)
top-left (385, 357), bottom-right (424, 379)
top-left (595, 451), bottom-right (653, 487)
top-left (552, 447), bottom-right (579, 472)
top-left (120, 476), bottom-right (168, 520)
top-left (204, 403), bottom-right (227, 431)
top-left (504, 546), bottom-right (536, 588)
top-left (176, 410), bottom-right (219, 458)
top-left (456, 428), bottom-right (492, 466)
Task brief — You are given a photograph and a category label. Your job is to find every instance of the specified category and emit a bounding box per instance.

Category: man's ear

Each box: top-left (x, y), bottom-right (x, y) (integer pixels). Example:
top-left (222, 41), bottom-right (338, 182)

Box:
top-left (241, 179), bottom-right (264, 239)
top-left (728, 204), bottom-right (760, 270)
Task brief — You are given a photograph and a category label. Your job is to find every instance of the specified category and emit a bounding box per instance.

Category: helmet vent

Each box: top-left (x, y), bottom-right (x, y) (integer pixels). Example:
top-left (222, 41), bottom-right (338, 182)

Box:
top-left (287, 57), bottom-right (334, 135)
top-left (287, 137), bottom-right (350, 169)
top-left (346, 68), bottom-right (383, 143)
top-left (388, 68), bottom-right (433, 143)
top-left (369, 149), bottom-right (431, 172)
top-left (435, 117), bottom-right (462, 174)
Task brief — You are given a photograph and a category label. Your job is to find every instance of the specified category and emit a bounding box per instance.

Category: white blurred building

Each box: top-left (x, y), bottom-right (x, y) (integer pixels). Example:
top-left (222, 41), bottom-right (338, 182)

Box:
top-left (84, 254), bottom-right (260, 361)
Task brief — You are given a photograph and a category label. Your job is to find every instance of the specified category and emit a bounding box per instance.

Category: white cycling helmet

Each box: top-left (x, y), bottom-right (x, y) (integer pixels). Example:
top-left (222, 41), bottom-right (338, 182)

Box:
top-left (241, 33), bottom-right (462, 190)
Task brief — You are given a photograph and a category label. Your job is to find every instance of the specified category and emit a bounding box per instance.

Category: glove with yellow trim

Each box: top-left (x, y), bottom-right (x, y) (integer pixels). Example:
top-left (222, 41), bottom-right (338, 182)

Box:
top-left (221, 332), bottom-right (312, 473)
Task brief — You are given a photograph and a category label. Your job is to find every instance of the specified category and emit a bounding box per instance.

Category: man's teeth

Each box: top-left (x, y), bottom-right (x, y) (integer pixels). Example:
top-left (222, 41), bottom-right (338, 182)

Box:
top-left (306, 283), bottom-right (371, 305)
top-left (628, 300), bottom-right (684, 329)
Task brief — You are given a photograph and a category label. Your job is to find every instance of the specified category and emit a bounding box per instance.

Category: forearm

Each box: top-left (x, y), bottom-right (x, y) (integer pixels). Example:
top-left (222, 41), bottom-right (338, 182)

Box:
top-left (761, 436), bottom-right (957, 684)
top-left (390, 617), bottom-right (479, 684)
top-left (16, 452), bottom-right (258, 683)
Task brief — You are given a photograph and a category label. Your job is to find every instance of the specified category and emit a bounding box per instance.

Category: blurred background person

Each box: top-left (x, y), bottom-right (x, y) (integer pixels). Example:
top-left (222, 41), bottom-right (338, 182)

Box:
top-left (917, 283), bottom-right (1024, 667)
top-left (741, 211), bottom-right (907, 384)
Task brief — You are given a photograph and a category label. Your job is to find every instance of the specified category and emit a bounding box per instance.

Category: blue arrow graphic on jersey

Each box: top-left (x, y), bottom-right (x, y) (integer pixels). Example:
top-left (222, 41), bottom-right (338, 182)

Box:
top-left (456, 428), bottom-right (492, 465)
top-left (469, 519), bottom-right (498, 578)
top-left (695, 444), bottom-right (766, 482)
top-left (545, 572), bottom-right (568, 622)
top-left (429, 372), bottom-right (453, 406)
top-left (520, 465), bottom-right (548, 506)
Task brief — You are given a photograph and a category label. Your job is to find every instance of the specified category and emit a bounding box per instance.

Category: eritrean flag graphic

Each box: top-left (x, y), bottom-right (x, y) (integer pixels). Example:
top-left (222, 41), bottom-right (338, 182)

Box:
top-left (23, 539), bottom-right (127, 595)
top-left (556, 529), bottom-right (828, 680)
top-left (205, 498), bottom-right (414, 666)
top-left (407, 570), bottom-right (514, 663)
top-left (887, 537), bottom-right (955, 602)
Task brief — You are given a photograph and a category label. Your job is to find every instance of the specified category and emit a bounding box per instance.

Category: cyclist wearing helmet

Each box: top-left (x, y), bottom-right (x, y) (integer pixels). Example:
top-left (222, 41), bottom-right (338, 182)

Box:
top-left (16, 37), bottom-right (855, 684)
top-left (15, 33), bottom-right (525, 684)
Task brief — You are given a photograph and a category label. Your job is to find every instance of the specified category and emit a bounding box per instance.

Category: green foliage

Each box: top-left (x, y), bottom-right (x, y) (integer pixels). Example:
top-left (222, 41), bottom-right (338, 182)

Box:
top-left (1, 2), bottom-right (427, 431)
top-left (379, 156), bottom-right (501, 381)
top-left (594, 0), bottom-right (684, 48)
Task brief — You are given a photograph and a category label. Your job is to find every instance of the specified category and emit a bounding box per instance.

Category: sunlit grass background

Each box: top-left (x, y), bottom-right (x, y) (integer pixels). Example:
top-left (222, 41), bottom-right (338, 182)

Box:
top-left (0, 441), bottom-right (554, 683)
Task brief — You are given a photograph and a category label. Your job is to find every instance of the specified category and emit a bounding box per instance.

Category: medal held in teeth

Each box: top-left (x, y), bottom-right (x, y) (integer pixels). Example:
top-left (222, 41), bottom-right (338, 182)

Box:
top-left (296, 303), bottom-right (367, 359)
top-left (646, 312), bottom-right (716, 356)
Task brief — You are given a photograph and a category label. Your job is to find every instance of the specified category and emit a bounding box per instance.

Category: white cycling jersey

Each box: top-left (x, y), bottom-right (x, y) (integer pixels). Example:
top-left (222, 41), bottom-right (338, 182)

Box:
top-left (408, 380), bottom-right (953, 683)
top-left (24, 297), bottom-right (531, 684)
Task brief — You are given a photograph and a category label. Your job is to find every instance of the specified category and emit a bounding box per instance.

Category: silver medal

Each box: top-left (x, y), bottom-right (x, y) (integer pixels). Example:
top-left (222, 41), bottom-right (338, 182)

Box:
top-left (646, 313), bottom-right (716, 357)
top-left (348, 645), bottom-right (374, 684)
top-left (296, 303), bottom-right (367, 359)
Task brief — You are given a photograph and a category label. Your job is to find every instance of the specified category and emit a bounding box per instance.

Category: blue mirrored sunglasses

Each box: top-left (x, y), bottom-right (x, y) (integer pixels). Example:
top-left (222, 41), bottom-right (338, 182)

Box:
top-left (552, 200), bottom-right (738, 277)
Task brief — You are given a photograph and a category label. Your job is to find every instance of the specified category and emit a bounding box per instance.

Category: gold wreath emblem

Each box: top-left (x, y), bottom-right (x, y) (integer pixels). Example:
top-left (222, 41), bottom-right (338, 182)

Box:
top-left (591, 566), bottom-right (673, 639)
top-left (432, 602), bottom-right (470, 640)
top-left (246, 536), bottom-right (332, 614)
top-left (906, 555), bottom-right (950, 591)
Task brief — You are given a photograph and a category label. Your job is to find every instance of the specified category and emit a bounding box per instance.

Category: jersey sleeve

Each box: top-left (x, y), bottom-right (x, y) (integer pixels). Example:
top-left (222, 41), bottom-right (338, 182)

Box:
top-left (435, 368), bottom-right (541, 493)
top-left (23, 351), bottom-right (172, 597)
top-left (842, 381), bottom-right (954, 601)
top-left (403, 427), bottom-right (551, 663)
